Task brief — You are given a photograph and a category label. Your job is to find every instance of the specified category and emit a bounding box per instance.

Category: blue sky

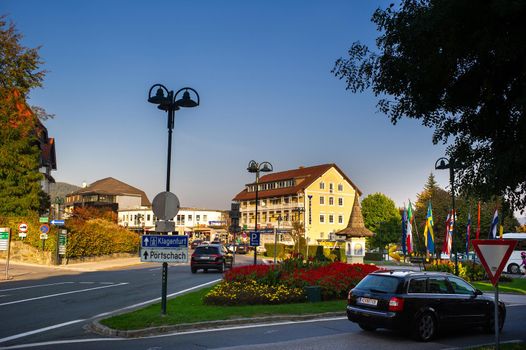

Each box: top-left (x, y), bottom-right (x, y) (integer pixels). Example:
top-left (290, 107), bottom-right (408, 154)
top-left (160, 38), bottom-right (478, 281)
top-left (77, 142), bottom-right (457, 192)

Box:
top-left (4, 0), bottom-right (452, 210)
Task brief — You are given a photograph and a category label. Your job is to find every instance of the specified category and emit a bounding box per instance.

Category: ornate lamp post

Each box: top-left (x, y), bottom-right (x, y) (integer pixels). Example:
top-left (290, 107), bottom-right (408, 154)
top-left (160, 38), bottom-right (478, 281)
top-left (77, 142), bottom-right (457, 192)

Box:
top-left (247, 160), bottom-right (273, 265)
top-left (147, 83), bottom-right (199, 315)
top-left (435, 157), bottom-right (458, 275)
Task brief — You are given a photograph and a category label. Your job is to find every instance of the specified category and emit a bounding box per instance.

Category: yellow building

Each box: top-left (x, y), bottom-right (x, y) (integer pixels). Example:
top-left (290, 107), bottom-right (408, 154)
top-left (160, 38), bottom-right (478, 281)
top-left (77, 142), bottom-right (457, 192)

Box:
top-left (233, 163), bottom-right (362, 244)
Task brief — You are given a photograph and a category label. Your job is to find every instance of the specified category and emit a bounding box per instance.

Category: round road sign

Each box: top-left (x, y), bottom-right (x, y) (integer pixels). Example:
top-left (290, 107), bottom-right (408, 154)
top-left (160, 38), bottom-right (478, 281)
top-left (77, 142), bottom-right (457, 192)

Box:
top-left (18, 222), bottom-right (28, 232)
top-left (39, 224), bottom-right (50, 234)
top-left (152, 191), bottom-right (180, 220)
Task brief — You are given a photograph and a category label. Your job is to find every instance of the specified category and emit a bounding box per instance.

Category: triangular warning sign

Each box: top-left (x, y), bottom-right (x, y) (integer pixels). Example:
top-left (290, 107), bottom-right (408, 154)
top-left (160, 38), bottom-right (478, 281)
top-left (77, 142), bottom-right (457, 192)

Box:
top-left (472, 239), bottom-right (517, 286)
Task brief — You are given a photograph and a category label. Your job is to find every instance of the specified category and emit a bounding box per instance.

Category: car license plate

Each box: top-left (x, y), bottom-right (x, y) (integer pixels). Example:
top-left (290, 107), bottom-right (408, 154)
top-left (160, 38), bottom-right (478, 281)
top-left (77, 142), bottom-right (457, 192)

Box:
top-left (358, 297), bottom-right (378, 306)
top-left (199, 257), bottom-right (210, 260)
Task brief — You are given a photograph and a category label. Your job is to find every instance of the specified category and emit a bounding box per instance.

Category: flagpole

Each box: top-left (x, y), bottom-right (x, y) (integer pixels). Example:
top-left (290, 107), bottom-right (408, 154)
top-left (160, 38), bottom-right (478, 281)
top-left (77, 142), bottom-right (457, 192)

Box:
top-left (412, 215), bottom-right (425, 271)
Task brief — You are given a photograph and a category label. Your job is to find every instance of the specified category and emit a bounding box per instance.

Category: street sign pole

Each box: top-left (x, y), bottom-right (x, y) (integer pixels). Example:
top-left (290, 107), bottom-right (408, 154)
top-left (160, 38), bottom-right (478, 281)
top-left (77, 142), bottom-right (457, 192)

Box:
top-left (472, 239), bottom-right (517, 350)
top-left (161, 261), bottom-right (168, 315)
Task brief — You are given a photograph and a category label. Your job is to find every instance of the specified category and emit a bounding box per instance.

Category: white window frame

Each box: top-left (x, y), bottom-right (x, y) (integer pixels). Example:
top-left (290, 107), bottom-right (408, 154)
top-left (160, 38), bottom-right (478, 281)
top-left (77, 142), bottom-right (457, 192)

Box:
top-left (338, 197), bottom-right (344, 206)
top-left (329, 196), bottom-right (334, 206)
top-left (320, 182), bottom-right (325, 190)
top-left (319, 214), bottom-right (326, 224)
top-left (329, 214), bottom-right (334, 224)
top-left (320, 196), bottom-right (325, 205)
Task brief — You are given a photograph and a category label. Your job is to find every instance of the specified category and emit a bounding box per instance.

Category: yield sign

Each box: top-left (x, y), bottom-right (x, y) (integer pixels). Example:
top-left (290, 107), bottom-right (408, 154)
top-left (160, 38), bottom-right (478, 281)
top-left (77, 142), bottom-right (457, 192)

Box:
top-left (472, 239), bottom-right (517, 286)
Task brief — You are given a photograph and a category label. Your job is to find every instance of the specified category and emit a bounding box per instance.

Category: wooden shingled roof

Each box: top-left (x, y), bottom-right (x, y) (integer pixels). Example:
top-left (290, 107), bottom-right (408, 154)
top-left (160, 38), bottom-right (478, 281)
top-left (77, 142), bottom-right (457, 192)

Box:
top-left (233, 163), bottom-right (362, 201)
top-left (69, 177), bottom-right (151, 206)
top-left (336, 192), bottom-right (374, 238)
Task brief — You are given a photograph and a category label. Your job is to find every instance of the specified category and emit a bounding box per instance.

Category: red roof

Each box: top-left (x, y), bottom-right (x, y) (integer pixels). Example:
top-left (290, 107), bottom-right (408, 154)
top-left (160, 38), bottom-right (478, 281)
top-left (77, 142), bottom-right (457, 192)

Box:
top-left (233, 163), bottom-right (361, 201)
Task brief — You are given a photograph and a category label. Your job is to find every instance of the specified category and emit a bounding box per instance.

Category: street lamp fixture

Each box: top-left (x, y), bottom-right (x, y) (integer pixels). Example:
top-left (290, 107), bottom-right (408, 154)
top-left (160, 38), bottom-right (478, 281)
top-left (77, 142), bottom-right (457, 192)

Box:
top-left (434, 156), bottom-right (458, 275)
top-left (147, 83), bottom-right (199, 315)
top-left (247, 160), bottom-right (273, 265)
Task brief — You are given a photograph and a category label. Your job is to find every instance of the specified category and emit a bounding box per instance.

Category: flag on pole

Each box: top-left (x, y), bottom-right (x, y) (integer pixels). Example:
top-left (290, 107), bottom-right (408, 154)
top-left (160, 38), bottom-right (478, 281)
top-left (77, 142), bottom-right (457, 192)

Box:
top-left (406, 201), bottom-right (414, 254)
top-left (423, 202), bottom-right (435, 254)
top-left (465, 212), bottom-right (471, 255)
top-left (442, 211), bottom-right (451, 255)
top-left (489, 208), bottom-right (499, 239)
top-left (476, 201), bottom-right (481, 240)
top-left (402, 206), bottom-right (407, 255)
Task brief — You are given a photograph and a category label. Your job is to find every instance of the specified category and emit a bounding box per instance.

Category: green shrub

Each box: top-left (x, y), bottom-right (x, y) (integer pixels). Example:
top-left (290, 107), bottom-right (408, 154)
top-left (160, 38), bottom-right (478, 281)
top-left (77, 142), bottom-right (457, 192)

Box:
top-left (264, 243), bottom-right (289, 259)
top-left (0, 214), bottom-right (57, 252)
top-left (66, 218), bottom-right (139, 259)
top-left (364, 252), bottom-right (383, 261)
top-left (425, 260), bottom-right (486, 282)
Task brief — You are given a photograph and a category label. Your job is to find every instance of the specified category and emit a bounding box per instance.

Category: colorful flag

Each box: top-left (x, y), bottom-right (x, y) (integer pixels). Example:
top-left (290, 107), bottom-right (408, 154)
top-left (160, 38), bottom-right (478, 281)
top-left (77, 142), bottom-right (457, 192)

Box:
top-left (466, 212), bottom-right (471, 255)
top-left (442, 211), bottom-right (451, 255)
top-left (406, 201), bottom-right (413, 254)
top-left (489, 208), bottom-right (499, 239)
top-left (423, 202), bottom-right (435, 254)
top-left (449, 209), bottom-right (455, 256)
top-left (476, 201), bottom-right (481, 240)
top-left (402, 206), bottom-right (407, 255)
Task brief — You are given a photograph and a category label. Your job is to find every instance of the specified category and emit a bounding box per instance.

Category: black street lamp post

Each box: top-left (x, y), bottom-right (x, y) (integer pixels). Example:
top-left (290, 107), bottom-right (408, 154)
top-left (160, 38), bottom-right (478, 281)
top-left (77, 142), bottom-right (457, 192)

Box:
top-left (148, 83), bottom-right (199, 315)
top-left (247, 160), bottom-right (273, 265)
top-left (435, 157), bottom-right (458, 276)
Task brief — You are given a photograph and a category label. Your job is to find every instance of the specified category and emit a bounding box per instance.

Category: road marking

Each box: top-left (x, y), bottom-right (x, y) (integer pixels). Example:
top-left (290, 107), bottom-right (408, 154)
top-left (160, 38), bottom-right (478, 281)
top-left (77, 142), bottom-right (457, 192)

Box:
top-left (0, 316), bottom-right (347, 349)
top-left (0, 319), bottom-right (86, 344)
top-left (0, 282), bottom-right (74, 292)
top-left (79, 282), bottom-right (95, 284)
top-left (0, 279), bottom-right (221, 346)
top-left (92, 279), bottom-right (221, 318)
top-left (148, 267), bottom-right (161, 271)
top-left (0, 283), bottom-right (128, 307)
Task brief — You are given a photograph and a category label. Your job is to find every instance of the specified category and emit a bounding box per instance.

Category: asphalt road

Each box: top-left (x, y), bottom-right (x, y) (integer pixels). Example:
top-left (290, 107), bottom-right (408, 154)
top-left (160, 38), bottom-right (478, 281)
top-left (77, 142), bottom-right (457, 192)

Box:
top-left (0, 256), bottom-right (525, 350)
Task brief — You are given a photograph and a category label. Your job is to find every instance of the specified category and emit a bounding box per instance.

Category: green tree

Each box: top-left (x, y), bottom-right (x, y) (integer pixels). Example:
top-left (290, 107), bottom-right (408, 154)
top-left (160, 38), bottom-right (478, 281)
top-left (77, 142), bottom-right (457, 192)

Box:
top-left (332, 0), bottom-right (526, 212)
top-left (361, 193), bottom-right (401, 250)
top-left (0, 17), bottom-right (48, 216)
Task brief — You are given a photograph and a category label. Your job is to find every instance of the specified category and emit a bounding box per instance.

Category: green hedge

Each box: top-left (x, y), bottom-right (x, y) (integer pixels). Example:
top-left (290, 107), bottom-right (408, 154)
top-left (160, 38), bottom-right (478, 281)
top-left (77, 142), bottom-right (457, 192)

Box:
top-left (0, 214), bottom-right (57, 252)
top-left (364, 252), bottom-right (383, 261)
top-left (65, 218), bottom-right (140, 259)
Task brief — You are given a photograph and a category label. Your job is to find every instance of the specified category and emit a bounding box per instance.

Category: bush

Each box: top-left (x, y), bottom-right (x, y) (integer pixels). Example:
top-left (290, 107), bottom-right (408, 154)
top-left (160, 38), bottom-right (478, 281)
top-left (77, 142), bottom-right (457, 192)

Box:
top-left (215, 260), bottom-right (381, 304)
top-left (425, 260), bottom-right (486, 282)
top-left (66, 218), bottom-right (139, 259)
top-left (203, 280), bottom-right (305, 305)
top-left (364, 252), bottom-right (383, 261)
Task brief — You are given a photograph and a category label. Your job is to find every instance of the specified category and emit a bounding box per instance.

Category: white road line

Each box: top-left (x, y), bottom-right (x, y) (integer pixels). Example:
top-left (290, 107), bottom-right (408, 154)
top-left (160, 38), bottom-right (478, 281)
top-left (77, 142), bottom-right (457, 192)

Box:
top-left (148, 267), bottom-right (161, 271)
top-left (0, 282), bottom-right (74, 292)
top-left (92, 279), bottom-right (221, 318)
top-left (0, 316), bottom-right (348, 349)
top-left (0, 319), bottom-right (86, 344)
top-left (0, 283), bottom-right (129, 307)
top-left (79, 282), bottom-right (95, 284)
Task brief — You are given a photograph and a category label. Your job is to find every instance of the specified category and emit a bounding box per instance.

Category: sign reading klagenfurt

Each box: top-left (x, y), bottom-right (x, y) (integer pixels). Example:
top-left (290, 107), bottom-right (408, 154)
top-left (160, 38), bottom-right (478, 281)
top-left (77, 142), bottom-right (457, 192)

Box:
top-left (140, 235), bottom-right (188, 263)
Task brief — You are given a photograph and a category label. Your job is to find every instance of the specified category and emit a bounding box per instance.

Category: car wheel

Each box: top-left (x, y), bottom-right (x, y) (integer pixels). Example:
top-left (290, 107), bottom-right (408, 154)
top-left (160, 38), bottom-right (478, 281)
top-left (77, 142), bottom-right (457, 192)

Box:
top-left (485, 309), bottom-right (505, 333)
top-left (413, 312), bottom-right (437, 342)
top-left (508, 263), bottom-right (520, 274)
top-left (358, 323), bottom-right (376, 332)
top-left (191, 268), bottom-right (197, 274)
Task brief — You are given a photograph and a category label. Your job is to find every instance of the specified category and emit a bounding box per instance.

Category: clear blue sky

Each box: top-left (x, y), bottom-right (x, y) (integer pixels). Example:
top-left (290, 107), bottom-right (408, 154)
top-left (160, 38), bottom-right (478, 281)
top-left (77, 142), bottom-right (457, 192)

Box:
top-left (4, 0), bottom-right (451, 210)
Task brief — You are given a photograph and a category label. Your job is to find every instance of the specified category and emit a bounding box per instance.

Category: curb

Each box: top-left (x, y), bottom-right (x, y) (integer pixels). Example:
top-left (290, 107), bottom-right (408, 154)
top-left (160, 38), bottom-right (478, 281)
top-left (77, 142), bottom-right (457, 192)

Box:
top-left (87, 312), bottom-right (345, 338)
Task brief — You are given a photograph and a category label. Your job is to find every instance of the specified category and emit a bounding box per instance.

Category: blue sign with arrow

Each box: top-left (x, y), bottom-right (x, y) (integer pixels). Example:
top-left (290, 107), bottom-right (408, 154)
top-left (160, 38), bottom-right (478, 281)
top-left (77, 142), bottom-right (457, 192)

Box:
top-left (50, 220), bottom-right (65, 226)
top-left (141, 235), bottom-right (188, 248)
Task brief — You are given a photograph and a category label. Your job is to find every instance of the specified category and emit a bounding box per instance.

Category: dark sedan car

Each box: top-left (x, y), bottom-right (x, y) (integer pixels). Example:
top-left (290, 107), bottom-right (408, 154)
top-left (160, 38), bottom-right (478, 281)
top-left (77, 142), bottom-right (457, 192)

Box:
top-left (191, 244), bottom-right (233, 273)
top-left (346, 270), bottom-right (505, 341)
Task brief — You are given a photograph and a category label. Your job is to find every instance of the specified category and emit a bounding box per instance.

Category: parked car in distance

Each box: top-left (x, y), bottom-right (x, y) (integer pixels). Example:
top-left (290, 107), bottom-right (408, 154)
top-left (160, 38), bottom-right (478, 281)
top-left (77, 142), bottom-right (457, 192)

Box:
top-left (236, 244), bottom-right (250, 254)
top-left (346, 270), bottom-right (505, 342)
top-left (191, 244), bottom-right (233, 273)
top-left (190, 240), bottom-right (204, 249)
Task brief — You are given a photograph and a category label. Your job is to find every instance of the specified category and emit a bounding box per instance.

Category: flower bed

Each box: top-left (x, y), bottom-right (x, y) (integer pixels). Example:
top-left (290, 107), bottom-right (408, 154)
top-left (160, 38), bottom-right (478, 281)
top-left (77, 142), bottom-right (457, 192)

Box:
top-left (205, 260), bottom-right (380, 305)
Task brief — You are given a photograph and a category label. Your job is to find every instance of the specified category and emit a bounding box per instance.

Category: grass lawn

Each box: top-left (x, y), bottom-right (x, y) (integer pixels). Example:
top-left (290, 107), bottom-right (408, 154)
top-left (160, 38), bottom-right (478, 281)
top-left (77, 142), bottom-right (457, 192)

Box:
top-left (472, 278), bottom-right (526, 295)
top-left (101, 287), bottom-right (346, 331)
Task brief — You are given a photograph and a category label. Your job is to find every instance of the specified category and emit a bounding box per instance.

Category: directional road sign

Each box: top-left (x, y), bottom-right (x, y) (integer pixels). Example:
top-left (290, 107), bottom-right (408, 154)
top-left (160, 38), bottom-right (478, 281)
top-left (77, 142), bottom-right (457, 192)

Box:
top-left (140, 235), bottom-right (188, 263)
top-left (472, 239), bottom-right (518, 286)
top-left (249, 231), bottom-right (260, 247)
top-left (0, 228), bottom-right (9, 251)
top-left (50, 220), bottom-right (65, 226)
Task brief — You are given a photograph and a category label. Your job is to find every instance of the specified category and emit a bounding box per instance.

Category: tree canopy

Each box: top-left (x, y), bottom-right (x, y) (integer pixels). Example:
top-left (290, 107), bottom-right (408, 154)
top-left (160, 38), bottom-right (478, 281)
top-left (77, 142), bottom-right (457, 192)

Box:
top-left (333, 0), bottom-right (526, 212)
top-left (361, 193), bottom-right (401, 250)
top-left (0, 17), bottom-right (48, 216)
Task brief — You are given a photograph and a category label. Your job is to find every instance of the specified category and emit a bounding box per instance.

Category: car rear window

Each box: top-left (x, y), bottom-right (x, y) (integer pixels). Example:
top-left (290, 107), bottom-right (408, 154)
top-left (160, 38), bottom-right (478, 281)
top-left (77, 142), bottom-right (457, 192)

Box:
top-left (354, 274), bottom-right (401, 293)
top-left (195, 246), bottom-right (219, 254)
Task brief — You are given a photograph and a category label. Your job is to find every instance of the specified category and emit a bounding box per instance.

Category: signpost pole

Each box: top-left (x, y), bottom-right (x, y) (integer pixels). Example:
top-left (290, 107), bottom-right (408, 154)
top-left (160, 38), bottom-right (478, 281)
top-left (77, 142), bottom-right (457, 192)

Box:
top-left (495, 283), bottom-right (499, 350)
top-left (5, 229), bottom-right (11, 280)
top-left (161, 261), bottom-right (168, 315)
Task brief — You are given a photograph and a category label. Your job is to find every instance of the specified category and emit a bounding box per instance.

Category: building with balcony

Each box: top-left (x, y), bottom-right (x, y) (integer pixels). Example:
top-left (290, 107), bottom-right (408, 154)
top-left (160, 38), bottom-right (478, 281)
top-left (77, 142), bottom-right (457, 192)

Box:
top-left (65, 177), bottom-right (151, 215)
top-left (233, 163), bottom-right (361, 245)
